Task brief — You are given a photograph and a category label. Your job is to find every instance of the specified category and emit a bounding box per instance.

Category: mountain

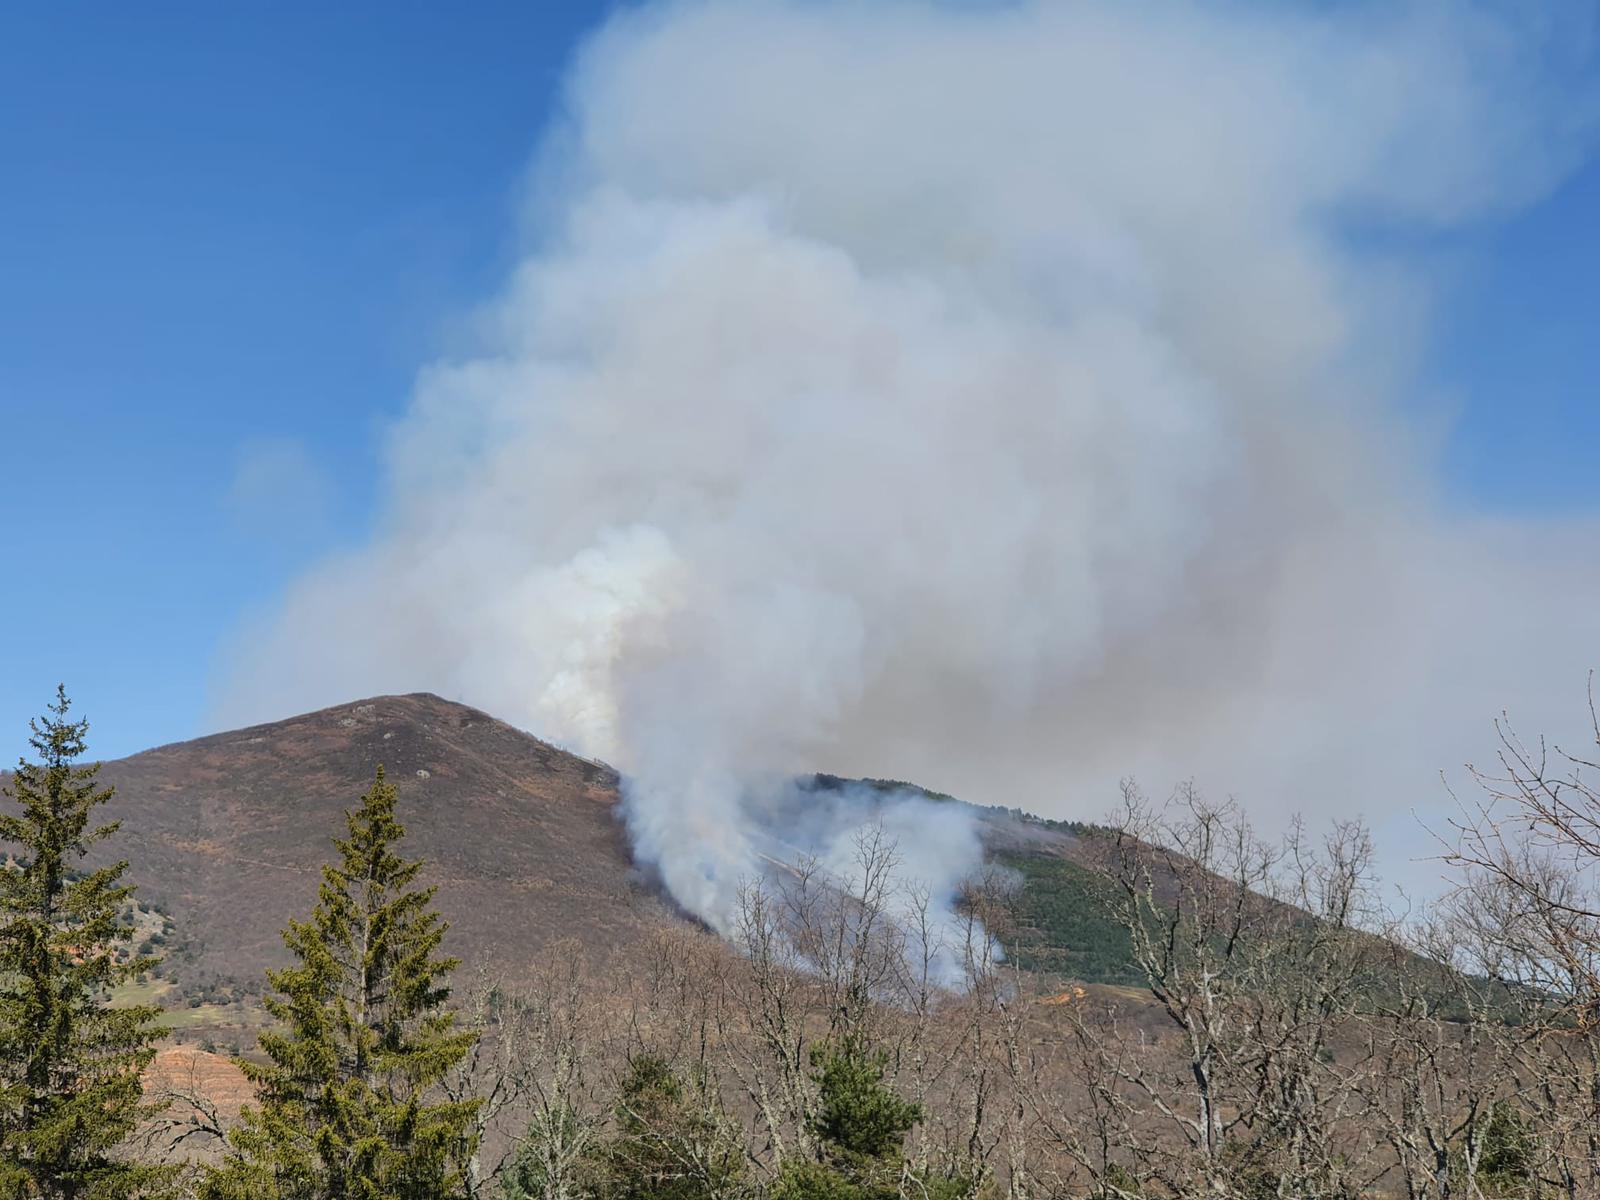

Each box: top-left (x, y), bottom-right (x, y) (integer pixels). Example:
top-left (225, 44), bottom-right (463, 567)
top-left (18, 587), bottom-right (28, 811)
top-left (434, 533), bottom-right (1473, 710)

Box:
top-left (73, 694), bottom-right (683, 991)
top-left (4, 692), bottom-right (1128, 1017)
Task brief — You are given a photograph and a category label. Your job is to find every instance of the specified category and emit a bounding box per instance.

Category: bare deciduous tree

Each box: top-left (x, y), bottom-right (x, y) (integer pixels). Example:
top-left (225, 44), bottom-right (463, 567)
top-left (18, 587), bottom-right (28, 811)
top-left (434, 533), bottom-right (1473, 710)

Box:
top-left (1437, 681), bottom-right (1600, 1197)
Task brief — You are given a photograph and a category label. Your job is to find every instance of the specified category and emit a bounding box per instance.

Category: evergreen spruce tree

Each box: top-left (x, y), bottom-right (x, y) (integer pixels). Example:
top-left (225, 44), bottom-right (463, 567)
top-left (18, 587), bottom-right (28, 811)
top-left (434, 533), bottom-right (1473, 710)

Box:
top-left (202, 766), bottom-right (479, 1200)
top-left (0, 686), bottom-right (171, 1200)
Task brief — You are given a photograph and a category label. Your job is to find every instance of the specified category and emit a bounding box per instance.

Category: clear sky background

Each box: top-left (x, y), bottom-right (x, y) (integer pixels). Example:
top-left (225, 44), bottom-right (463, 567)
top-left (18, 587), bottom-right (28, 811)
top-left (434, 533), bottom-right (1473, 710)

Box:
top-left (1, 1), bottom-right (1597, 763)
top-left (0, 2), bottom-right (608, 757)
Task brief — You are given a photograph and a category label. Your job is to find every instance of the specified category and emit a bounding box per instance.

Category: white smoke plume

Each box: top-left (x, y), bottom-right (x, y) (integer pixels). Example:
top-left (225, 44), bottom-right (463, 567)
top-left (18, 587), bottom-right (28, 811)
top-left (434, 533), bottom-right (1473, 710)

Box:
top-left (217, 0), bottom-right (1600, 935)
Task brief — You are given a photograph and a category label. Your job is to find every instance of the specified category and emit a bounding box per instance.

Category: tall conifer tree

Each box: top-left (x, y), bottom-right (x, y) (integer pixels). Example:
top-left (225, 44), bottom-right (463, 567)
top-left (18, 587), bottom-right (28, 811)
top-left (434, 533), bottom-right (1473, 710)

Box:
top-left (0, 686), bottom-right (171, 1199)
top-left (203, 766), bottom-right (479, 1200)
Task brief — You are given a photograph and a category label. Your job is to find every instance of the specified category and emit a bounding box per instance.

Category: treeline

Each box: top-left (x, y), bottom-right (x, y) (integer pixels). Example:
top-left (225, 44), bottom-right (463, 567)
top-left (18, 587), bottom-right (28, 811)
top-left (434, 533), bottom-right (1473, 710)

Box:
top-left (3, 687), bottom-right (1600, 1199)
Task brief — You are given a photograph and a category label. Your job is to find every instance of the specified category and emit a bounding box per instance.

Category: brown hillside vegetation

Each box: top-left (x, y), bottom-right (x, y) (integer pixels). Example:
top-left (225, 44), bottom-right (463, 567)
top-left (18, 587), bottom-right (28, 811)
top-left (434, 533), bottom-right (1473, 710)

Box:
top-left (5, 691), bottom-right (1598, 1195)
top-left (77, 693), bottom-right (683, 985)
top-left (2, 693), bottom-right (1101, 1000)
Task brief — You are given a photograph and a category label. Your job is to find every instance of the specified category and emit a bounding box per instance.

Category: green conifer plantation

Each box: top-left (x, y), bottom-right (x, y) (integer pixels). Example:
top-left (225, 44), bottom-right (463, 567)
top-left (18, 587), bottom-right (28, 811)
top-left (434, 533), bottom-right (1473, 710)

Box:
top-left (0, 687), bottom-right (172, 1199)
top-left (202, 766), bottom-right (479, 1200)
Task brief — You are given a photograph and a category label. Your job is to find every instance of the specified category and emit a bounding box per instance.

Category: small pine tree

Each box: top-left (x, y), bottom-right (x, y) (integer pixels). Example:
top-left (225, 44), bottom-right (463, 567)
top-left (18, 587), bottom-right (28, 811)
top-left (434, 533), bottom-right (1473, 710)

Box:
top-left (807, 1040), bottom-right (921, 1166)
top-left (772, 1037), bottom-right (975, 1200)
top-left (584, 1054), bottom-right (747, 1200)
top-left (1475, 1101), bottom-right (1540, 1199)
top-left (202, 766), bottom-right (479, 1200)
top-left (0, 686), bottom-right (172, 1199)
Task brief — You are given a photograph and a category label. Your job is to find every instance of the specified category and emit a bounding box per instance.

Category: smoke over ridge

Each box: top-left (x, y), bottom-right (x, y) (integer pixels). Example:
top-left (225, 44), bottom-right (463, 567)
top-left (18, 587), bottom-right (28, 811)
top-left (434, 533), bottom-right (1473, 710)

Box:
top-left (218, 0), bottom-right (1600, 935)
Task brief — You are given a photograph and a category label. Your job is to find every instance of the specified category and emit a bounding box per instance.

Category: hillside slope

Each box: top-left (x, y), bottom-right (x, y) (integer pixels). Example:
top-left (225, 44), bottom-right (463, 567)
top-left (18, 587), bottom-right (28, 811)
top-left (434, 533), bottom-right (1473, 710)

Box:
top-left (5, 692), bottom-right (1135, 1002)
top-left (80, 694), bottom-right (680, 986)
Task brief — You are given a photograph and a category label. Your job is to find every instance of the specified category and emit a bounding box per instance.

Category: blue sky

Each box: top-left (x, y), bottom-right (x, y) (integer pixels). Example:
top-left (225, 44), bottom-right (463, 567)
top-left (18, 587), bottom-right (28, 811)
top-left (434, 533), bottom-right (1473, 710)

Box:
top-left (1430, 153), bottom-right (1600, 512)
top-left (1, 1), bottom-right (1597, 763)
top-left (0, 2), bottom-right (608, 758)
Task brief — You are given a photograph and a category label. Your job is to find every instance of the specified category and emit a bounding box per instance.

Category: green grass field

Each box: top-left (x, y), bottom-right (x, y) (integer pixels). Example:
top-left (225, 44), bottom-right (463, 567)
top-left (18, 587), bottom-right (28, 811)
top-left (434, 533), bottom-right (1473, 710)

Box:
top-left (107, 976), bottom-right (270, 1033)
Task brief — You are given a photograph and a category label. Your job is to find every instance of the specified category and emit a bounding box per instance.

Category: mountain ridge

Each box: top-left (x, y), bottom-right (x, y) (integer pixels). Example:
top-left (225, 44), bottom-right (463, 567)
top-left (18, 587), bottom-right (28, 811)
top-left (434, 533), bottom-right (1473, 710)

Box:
top-left (3, 692), bottom-right (1126, 1012)
top-left (3, 693), bottom-right (681, 993)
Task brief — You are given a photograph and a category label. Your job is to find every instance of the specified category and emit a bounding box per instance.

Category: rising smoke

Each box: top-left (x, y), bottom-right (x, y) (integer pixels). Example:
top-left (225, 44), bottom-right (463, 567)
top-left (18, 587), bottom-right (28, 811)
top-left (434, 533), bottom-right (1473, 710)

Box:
top-left (217, 0), bottom-right (1600, 938)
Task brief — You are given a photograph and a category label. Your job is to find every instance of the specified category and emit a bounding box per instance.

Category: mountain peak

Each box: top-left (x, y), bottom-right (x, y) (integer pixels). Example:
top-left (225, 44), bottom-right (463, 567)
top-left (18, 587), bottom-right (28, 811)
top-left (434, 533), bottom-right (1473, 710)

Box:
top-left (86, 695), bottom-right (653, 988)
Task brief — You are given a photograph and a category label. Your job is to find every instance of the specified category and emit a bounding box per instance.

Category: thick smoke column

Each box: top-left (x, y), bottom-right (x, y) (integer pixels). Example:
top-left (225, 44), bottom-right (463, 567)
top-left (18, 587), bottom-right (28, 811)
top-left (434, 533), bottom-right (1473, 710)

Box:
top-left (218, 0), bottom-right (1600, 928)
